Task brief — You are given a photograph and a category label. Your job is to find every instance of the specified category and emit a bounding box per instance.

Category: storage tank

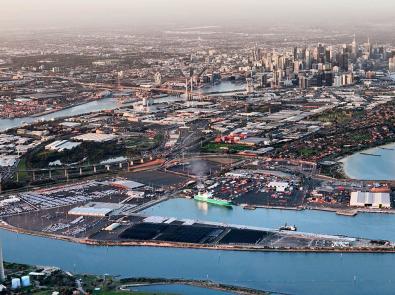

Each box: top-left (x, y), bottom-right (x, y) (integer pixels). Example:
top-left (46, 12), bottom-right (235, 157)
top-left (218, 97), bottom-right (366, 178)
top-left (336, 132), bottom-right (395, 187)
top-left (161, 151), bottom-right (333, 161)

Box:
top-left (11, 278), bottom-right (21, 289)
top-left (21, 275), bottom-right (31, 287)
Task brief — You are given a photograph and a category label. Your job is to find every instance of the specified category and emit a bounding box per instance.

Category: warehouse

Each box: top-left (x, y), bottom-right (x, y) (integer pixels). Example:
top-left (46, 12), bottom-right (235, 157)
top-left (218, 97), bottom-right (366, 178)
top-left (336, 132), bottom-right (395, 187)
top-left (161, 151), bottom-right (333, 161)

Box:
top-left (72, 133), bottom-right (117, 143)
top-left (68, 202), bottom-right (123, 217)
top-left (111, 180), bottom-right (145, 190)
top-left (350, 191), bottom-right (391, 209)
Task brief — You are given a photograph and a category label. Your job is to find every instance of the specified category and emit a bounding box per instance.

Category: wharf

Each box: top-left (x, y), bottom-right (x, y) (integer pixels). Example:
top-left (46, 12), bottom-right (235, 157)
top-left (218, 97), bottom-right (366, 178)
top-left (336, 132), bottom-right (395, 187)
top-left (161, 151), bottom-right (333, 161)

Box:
top-left (359, 152), bottom-right (381, 157)
top-left (336, 210), bottom-right (358, 216)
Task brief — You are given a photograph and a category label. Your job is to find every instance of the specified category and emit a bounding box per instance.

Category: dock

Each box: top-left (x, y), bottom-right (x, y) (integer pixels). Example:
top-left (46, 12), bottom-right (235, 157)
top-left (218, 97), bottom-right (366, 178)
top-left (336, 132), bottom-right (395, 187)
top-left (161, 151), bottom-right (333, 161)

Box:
top-left (379, 147), bottom-right (395, 151)
top-left (359, 152), bottom-right (381, 157)
top-left (336, 210), bottom-right (358, 216)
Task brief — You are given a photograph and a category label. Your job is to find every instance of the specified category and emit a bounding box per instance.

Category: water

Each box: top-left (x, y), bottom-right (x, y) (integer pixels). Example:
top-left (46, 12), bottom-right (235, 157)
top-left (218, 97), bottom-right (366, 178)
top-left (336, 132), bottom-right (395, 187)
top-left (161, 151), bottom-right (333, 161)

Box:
top-left (142, 198), bottom-right (395, 241)
top-left (341, 142), bottom-right (395, 180)
top-left (1, 228), bottom-right (395, 295)
top-left (0, 97), bottom-right (120, 131)
top-left (130, 284), bottom-right (236, 295)
top-left (199, 81), bottom-right (245, 94)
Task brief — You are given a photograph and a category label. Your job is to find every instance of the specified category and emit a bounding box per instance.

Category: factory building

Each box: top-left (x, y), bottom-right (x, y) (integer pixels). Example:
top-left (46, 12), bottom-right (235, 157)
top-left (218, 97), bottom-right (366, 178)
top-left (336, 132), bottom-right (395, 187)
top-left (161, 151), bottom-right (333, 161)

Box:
top-left (350, 191), bottom-right (391, 209)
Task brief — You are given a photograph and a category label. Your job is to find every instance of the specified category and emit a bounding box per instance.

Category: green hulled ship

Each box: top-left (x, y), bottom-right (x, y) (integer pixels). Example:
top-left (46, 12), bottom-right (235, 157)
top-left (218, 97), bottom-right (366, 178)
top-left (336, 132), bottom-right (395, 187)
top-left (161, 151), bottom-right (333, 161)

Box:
top-left (194, 191), bottom-right (233, 207)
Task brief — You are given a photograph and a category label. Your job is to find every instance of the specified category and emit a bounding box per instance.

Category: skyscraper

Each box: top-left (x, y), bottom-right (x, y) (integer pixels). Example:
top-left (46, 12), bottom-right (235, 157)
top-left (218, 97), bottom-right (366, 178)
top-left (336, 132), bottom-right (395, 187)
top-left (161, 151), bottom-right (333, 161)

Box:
top-left (317, 44), bottom-right (326, 64)
top-left (389, 57), bottom-right (395, 73)
top-left (351, 34), bottom-right (358, 59)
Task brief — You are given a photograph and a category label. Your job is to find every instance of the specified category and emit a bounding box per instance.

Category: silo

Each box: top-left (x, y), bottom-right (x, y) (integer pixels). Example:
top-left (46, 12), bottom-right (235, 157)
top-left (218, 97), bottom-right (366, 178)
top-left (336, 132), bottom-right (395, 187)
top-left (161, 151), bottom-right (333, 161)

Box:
top-left (21, 275), bottom-right (31, 287)
top-left (11, 278), bottom-right (21, 289)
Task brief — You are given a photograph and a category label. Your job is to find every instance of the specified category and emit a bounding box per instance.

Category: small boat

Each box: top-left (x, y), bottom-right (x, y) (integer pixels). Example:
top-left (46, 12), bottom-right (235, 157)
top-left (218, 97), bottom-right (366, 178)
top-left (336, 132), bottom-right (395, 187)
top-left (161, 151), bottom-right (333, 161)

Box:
top-left (279, 223), bottom-right (297, 231)
top-left (242, 205), bottom-right (256, 210)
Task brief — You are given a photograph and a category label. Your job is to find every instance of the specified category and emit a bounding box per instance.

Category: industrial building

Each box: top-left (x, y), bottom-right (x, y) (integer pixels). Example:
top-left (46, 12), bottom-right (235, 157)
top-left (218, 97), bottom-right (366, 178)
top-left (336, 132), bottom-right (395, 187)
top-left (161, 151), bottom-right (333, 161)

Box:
top-left (68, 202), bottom-right (123, 217)
top-left (111, 180), bottom-right (145, 190)
top-left (350, 191), bottom-right (391, 209)
top-left (72, 133), bottom-right (117, 143)
top-left (268, 181), bottom-right (290, 192)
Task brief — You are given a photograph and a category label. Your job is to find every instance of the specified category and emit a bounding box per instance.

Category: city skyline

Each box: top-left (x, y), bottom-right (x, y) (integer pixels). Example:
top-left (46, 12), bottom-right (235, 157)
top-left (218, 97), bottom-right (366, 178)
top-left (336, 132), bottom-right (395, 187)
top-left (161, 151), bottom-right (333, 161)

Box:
top-left (1, 1), bottom-right (395, 295)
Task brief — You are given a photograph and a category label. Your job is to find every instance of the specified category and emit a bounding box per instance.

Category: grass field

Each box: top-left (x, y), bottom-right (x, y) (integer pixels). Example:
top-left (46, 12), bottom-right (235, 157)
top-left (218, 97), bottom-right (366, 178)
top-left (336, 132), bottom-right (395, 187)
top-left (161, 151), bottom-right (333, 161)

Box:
top-left (202, 142), bottom-right (250, 153)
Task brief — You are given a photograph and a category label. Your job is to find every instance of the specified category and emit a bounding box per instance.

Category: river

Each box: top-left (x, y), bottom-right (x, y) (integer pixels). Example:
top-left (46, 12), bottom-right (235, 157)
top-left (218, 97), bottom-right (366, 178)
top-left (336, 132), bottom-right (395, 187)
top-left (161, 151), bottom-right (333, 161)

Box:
top-left (0, 81), bottom-right (245, 132)
top-left (341, 142), bottom-right (395, 180)
top-left (2, 198), bottom-right (395, 294)
top-left (1, 228), bottom-right (395, 295)
top-left (0, 97), bottom-right (120, 132)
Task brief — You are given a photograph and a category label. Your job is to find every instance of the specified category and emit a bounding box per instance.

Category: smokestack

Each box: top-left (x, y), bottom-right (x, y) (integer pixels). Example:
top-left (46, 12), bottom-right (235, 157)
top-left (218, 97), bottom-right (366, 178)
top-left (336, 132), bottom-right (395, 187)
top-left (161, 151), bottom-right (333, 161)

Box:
top-left (0, 242), bottom-right (5, 282)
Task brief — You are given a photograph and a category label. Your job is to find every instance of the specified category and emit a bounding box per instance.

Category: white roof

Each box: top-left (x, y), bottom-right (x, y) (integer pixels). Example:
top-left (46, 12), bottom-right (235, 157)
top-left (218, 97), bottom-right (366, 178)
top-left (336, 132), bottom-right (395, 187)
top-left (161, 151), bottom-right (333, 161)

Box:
top-left (268, 181), bottom-right (289, 187)
top-left (72, 133), bottom-right (117, 142)
top-left (112, 180), bottom-right (145, 189)
top-left (0, 155), bottom-right (18, 167)
top-left (68, 207), bottom-right (113, 217)
top-left (350, 191), bottom-right (391, 208)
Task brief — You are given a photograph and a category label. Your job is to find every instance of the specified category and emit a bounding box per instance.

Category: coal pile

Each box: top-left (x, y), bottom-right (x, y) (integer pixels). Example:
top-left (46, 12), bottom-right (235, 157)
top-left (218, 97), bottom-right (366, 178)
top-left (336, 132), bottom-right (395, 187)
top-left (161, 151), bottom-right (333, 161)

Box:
top-left (120, 223), bottom-right (169, 240)
top-left (219, 229), bottom-right (272, 244)
top-left (155, 224), bottom-right (220, 244)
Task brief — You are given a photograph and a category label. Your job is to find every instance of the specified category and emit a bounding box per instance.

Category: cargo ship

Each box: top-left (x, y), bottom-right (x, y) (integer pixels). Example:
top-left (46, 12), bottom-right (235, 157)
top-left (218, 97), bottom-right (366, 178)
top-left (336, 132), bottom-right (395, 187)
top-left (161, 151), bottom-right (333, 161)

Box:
top-left (194, 191), bottom-right (233, 207)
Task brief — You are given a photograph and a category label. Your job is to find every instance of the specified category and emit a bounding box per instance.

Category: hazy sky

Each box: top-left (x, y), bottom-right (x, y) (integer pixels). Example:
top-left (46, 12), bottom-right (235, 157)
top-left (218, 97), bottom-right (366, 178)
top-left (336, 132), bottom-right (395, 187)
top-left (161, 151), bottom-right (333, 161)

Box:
top-left (1, 0), bottom-right (394, 31)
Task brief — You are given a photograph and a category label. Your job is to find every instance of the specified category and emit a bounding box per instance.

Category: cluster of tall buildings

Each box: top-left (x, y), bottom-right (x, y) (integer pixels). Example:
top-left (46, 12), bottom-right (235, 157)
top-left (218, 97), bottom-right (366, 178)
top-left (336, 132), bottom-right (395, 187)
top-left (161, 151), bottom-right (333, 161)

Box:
top-left (250, 37), bottom-right (392, 89)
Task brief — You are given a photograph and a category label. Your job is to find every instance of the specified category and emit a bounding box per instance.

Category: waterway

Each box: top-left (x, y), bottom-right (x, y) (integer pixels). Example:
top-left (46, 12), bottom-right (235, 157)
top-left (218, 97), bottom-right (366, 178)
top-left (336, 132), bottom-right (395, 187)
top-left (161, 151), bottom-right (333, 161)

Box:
top-left (0, 97), bottom-right (120, 131)
top-left (341, 142), bottom-right (395, 180)
top-left (0, 81), bottom-right (245, 132)
top-left (1, 228), bottom-right (395, 295)
top-left (142, 198), bottom-right (395, 241)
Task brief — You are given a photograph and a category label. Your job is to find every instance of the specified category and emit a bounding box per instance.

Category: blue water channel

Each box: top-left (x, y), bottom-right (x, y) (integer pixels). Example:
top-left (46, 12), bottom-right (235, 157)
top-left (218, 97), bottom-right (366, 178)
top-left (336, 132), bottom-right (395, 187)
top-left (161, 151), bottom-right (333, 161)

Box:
top-left (2, 196), bottom-right (395, 294)
top-left (1, 227), bottom-right (395, 295)
top-left (142, 198), bottom-right (395, 241)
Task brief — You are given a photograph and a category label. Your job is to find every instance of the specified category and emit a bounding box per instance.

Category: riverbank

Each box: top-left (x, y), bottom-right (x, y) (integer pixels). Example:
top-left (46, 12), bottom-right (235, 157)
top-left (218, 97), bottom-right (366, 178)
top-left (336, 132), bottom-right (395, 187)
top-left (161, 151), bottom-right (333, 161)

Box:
top-left (3, 261), bottom-right (269, 295)
top-left (120, 278), bottom-right (270, 295)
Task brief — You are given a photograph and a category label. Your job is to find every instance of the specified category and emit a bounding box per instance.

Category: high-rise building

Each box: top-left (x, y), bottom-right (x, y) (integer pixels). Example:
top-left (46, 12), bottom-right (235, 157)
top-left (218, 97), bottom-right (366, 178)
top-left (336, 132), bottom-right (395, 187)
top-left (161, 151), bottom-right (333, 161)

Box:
top-left (325, 49), bottom-right (331, 64)
top-left (154, 72), bottom-right (162, 86)
top-left (389, 57), bottom-right (395, 73)
top-left (299, 74), bottom-right (308, 89)
top-left (342, 73), bottom-right (354, 86)
top-left (364, 38), bottom-right (372, 57)
top-left (337, 52), bottom-right (349, 71)
top-left (245, 78), bottom-right (254, 94)
top-left (333, 75), bottom-right (342, 87)
top-left (351, 34), bottom-right (358, 59)
top-left (305, 50), bottom-right (312, 69)
top-left (317, 44), bottom-right (326, 64)
top-left (257, 73), bottom-right (268, 88)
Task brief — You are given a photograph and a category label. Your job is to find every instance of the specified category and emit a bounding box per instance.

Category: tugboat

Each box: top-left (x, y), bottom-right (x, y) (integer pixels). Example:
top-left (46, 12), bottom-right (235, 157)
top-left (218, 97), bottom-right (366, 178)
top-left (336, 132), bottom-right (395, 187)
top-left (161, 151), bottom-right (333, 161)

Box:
top-left (194, 191), bottom-right (233, 207)
top-left (279, 223), bottom-right (297, 231)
